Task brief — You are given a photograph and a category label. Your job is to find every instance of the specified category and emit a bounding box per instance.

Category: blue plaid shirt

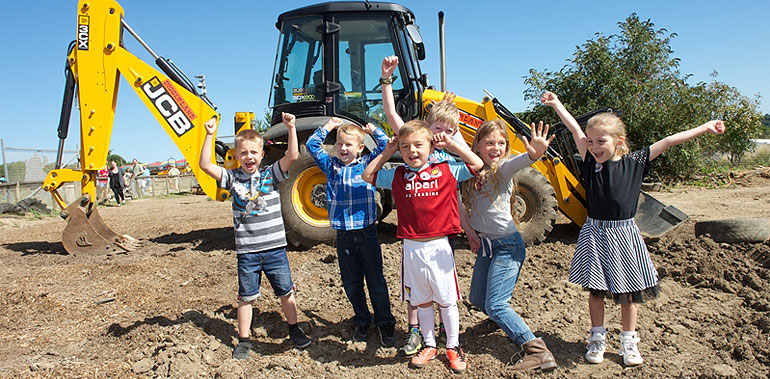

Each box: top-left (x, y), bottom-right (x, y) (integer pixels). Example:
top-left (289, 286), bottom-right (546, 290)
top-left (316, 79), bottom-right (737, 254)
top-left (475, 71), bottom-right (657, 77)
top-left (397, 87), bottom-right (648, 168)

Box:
top-left (306, 126), bottom-right (389, 230)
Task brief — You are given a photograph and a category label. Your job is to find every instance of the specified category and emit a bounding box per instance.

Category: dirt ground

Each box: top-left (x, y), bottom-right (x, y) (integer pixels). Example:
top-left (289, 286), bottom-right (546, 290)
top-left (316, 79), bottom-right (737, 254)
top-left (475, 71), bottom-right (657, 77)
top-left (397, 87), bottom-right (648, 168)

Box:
top-left (1, 168), bottom-right (769, 378)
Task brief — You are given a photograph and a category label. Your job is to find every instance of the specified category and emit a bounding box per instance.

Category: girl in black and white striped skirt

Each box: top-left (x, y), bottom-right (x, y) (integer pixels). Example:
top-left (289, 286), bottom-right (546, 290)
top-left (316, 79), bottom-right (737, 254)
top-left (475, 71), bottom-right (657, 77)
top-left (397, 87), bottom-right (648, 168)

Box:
top-left (542, 91), bottom-right (725, 367)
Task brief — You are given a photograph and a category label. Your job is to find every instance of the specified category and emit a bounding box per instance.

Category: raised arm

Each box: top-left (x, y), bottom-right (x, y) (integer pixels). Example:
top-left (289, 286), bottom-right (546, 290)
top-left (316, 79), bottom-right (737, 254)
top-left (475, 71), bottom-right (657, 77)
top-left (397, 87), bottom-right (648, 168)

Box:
top-left (541, 91), bottom-right (587, 159)
top-left (381, 56), bottom-right (405, 134)
top-left (199, 116), bottom-right (223, 182)
top-left (279, 112), bottom-right (300, 172)
top-left (362, 136), bottom-right (397, 184)
top-left (440, 133), bottom-right (483, 172)
top-left (649, 120), bottom-right (725, 161)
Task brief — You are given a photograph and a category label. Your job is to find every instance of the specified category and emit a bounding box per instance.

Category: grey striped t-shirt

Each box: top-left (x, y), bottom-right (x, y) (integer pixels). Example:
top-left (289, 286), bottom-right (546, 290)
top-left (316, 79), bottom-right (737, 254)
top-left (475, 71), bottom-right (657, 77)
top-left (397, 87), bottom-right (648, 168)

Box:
top-left (220, 161), bottom-right (289, 254)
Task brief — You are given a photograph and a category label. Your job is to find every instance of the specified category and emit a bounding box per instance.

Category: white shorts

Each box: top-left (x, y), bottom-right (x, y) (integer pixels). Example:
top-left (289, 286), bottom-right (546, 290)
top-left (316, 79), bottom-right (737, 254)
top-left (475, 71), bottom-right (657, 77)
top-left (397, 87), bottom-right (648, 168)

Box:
top-left (401, 237), bottom-right (461, 307)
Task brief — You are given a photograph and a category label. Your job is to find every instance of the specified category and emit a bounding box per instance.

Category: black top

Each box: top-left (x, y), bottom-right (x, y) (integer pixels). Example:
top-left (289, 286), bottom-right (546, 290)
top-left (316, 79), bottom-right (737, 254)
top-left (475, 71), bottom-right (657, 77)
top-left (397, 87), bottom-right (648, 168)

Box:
top-left (278, 1), bottom-right (413, 23)
top-left (108, 168), bottom-right (125, 190)
top-left (580, 147), bottom-right (650, 220)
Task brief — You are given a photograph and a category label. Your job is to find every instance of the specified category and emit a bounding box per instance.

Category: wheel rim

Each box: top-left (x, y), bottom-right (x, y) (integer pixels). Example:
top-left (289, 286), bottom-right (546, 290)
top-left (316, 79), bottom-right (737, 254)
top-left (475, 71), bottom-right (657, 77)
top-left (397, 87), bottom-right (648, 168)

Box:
top-left (291, 166), bottom-right (330, 227)
top-left (512, 187), bottom-right (536, 223)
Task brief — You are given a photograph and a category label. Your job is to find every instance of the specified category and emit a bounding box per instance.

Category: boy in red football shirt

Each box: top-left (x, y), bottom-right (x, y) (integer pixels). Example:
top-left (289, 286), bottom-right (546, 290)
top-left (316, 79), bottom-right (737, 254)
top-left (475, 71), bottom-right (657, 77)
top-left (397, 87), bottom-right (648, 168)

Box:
top-left (363, 120), bottom-right (482, 374)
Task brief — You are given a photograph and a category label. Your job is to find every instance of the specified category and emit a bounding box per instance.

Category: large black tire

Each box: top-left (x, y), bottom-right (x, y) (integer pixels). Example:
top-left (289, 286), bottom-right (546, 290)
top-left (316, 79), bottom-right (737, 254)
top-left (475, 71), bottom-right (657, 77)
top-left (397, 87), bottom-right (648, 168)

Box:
top-left (695, 218), bottom-right (770, 243)
top-left (511, 167), bottom-right (558, 246)
top-left (279, 150), bottom-right (335, 248)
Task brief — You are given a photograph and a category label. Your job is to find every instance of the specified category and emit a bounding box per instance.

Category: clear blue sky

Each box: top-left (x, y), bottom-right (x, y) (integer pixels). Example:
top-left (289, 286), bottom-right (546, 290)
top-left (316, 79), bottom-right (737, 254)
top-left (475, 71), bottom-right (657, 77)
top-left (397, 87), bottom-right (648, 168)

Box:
top-left (1, 0), bottom-right (767, 164)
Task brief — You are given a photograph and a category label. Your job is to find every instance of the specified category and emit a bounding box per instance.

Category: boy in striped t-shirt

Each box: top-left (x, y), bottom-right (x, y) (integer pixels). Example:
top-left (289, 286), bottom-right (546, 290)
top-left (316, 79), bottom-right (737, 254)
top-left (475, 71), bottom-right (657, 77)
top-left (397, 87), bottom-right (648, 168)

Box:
top-left (199, 113), bottom-right (310, 360)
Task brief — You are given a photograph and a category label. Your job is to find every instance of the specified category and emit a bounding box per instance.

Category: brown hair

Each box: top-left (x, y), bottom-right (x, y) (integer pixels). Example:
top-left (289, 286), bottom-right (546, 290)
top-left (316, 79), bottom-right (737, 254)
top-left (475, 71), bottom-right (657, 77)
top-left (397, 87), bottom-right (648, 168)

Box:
top-left (586, 113), bottom-right (630, 156)
top-left (234, 129), bottom-right (264, 150)
top-left (426, 100), bottom-right (460, 133)
top-left (398, 119), bottom-right (433, 142)
top-left (461, 119), bottom-right (518, 224)
top-left (337, 123), bottom-right (365, 144)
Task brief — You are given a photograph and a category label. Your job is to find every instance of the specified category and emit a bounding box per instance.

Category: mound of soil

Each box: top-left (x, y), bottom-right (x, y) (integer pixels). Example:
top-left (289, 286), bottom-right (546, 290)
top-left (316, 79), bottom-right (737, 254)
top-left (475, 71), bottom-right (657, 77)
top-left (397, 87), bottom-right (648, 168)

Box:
top-left (0, 178), bottom-right (768, 378)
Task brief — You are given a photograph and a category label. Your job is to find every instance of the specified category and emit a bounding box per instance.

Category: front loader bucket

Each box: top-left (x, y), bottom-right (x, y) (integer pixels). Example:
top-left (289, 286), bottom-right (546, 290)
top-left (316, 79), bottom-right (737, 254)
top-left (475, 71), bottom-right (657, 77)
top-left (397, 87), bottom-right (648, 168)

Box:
top-left (60, 194), bottom-right (141, 255)
top-left (635, 191), bottom-right (689, 239)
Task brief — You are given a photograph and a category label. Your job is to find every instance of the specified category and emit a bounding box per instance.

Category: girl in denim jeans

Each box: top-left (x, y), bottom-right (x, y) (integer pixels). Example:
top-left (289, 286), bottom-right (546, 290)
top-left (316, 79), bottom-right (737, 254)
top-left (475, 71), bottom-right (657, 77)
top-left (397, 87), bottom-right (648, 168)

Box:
top-left (459, 119), bottom-right (557, 372)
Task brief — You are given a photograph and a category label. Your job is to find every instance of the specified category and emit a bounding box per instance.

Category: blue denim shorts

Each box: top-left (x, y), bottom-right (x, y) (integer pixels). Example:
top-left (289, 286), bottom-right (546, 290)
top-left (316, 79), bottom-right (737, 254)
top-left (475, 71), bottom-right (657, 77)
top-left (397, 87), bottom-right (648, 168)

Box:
top-left (237, 247), bottom-right (294, 302)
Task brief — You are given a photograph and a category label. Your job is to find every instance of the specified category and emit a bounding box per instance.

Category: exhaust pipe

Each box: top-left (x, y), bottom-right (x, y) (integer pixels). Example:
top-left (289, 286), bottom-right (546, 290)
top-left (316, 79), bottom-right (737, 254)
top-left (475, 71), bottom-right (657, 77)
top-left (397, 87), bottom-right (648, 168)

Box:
top-left (438, 11), bottom-right (446, 92)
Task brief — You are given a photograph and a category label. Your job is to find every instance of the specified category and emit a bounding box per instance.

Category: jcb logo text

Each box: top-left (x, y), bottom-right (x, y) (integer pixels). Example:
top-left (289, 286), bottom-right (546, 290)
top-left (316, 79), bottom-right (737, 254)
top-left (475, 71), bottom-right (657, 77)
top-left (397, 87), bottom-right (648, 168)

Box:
top-left (142, 77), bottom-right (194, 137)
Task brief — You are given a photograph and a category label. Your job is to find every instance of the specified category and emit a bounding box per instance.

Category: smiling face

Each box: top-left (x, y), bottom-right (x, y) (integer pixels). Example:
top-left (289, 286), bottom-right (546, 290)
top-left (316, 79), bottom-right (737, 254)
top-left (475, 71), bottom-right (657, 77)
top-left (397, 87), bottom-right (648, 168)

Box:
top-left (235, 139), bottom-right (264, 174)
top-left (477, 130), bottom-right (509, 166)
top-left (335, 130), bottom-right (365, 165)
top-left (398, 124), bottom-right (433, 168)
top-left (585, 126), bottom-right (623, 163)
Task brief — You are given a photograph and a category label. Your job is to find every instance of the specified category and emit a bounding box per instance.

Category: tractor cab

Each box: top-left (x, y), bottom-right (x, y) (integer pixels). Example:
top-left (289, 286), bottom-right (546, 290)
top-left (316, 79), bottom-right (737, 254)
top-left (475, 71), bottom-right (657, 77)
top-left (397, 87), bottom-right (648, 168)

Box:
top-left (269, 2), bottom-right (428, 132)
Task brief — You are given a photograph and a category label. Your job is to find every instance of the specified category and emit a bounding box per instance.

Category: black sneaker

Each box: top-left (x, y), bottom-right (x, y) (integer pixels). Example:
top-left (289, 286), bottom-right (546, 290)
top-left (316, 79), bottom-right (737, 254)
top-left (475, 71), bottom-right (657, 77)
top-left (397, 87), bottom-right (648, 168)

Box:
top-left (353, 324), bottom-right (369, 342)
top-left (378, 324), bottom-right (396, 347)
top-left (232, 341), bottom-right (252, 360)
top-left (289, 325), bottom-right (312, 349)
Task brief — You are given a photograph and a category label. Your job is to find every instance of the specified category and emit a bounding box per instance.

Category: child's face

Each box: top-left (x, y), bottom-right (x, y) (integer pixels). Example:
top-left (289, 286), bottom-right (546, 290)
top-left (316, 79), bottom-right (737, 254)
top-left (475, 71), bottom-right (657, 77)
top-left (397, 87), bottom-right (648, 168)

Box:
top-left (335, 131), bottom-right (364, 165)
top-left (399, 130), bottom-right (433, 168)
top-left (235, 139), bottom-right (264, 174)
top-left (586, 127), bottom-right (623, 163)
top-left (477, 130), bottom-right (508, 166)
top-left (429, 121), bottom-right (457, 150)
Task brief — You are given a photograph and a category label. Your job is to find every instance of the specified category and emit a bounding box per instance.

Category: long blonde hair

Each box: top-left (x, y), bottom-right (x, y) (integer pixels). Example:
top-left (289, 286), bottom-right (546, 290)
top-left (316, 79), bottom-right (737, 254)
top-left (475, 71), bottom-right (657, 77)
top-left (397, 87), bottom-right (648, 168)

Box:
top-left (461, 119), bottom-right (516, 222)
top-left (586, 113), bottom-right (630, 157)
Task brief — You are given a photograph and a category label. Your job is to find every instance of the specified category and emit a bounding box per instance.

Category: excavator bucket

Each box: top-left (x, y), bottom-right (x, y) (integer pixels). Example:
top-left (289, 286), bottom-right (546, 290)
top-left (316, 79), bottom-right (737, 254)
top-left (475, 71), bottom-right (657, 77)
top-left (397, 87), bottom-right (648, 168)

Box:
top-left (635, 191), bottom-right (689, 239)
top-left (60, 194), bottom-right (141, 255)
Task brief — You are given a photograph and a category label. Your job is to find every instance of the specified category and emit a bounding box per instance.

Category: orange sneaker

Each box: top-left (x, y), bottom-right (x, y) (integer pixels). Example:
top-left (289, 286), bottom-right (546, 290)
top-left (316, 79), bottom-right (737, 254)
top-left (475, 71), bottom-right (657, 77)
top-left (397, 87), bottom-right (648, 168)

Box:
top-left (447, 346), bottom-right (467, 373)
top-left (409, 346), bottom-right (438, 368)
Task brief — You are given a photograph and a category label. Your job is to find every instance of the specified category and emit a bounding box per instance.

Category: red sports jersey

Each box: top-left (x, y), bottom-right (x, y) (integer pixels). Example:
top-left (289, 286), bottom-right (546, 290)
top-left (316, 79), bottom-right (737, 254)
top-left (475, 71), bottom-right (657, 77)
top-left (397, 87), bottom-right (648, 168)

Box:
top-left (391, 161), bottom-right (463, 239)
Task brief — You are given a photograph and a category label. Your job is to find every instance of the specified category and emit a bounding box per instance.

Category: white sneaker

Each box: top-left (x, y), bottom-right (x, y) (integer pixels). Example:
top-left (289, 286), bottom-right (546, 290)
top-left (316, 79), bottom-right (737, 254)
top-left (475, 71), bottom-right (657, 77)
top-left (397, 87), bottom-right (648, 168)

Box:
top-left (585, 332), bottom-right (606, 364)
top-left (619, 333), bottom-right (644, 366)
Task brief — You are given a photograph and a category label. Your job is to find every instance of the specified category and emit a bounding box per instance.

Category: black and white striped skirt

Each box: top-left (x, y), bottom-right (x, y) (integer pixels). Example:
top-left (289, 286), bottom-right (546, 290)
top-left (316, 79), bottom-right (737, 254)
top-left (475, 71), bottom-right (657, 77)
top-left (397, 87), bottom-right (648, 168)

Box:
top-left (569, 217), bottom-right (659, 302)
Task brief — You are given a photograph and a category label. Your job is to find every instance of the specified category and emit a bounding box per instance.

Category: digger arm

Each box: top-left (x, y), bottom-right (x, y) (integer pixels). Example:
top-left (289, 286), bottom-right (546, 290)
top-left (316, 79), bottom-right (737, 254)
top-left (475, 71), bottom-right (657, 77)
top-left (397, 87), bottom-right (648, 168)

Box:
top-left (44, 0), bottom-right (228, 209)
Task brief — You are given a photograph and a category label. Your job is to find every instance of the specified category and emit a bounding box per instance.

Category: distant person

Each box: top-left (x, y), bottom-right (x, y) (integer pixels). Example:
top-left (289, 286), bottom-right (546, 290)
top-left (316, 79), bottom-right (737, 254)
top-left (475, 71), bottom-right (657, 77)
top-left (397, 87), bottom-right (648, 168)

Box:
top-left (199, 113), bottom-right (310, 360)
top-left (305, 116), bottom-right (396, 347)
top-left (107, 161), bottom-right (126, 206)
top-left (543, 91), bottom-right (725, 367)
top-left (168, 165), bottom-right (180, 191)
top-left (96, 165), bottom-right (109, 203)
top-left (131, 159), bottom-right (145, 197)
top-left (140, 167), bottom-right (151, 196)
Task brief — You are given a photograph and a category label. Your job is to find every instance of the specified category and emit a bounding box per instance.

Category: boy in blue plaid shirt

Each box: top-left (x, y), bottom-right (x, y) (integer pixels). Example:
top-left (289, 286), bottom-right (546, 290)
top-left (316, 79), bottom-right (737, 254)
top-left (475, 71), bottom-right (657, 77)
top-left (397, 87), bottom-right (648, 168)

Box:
top-left (306, 117), bottom-right (396, 346)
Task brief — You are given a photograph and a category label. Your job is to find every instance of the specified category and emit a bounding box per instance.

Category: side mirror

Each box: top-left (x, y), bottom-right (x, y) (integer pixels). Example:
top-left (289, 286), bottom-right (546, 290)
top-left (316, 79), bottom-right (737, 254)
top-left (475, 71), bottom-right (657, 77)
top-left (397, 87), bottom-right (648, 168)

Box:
top-left (406, 24), bottom-right (426, 61)
top-left (419, 73), bottom-right (429, 88)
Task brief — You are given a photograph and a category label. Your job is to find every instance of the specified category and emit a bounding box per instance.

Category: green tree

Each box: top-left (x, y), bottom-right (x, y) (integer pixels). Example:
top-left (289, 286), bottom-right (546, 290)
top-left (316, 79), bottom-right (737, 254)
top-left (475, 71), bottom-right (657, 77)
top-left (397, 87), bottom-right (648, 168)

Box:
top-left (523, 13), bottom-right (761, 177)
top-left (106, 149), bottom-right (128, 167)
top-left (254, 109), bottom-right (273, 133)
top-left (762, 114), bottom-right (770, 138)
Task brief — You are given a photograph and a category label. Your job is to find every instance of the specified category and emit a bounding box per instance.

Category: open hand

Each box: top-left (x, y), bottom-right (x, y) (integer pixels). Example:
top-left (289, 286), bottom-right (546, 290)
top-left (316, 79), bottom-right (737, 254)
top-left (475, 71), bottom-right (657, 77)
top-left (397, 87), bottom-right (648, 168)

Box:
top-left (382, 56), bottom-right (399, 78)
top-left (540, 91), bottom-right (560, 107)
top-left (204, 116), bottom-right (218, 135)
top-left (522, 121), bottom-right (555, 161)
top-left (282, 112), bottom-right (296, 129)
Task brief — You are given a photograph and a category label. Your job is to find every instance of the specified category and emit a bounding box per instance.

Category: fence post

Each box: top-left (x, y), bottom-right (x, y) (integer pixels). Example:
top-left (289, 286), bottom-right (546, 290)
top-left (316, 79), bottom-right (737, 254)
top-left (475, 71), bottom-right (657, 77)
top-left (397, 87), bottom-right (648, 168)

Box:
top-left (165, 176), bottom-right (170, 195)
top-left (15, 182), bottom-right (20, 202)
top-left (0, 139), bottom-right (8, 182)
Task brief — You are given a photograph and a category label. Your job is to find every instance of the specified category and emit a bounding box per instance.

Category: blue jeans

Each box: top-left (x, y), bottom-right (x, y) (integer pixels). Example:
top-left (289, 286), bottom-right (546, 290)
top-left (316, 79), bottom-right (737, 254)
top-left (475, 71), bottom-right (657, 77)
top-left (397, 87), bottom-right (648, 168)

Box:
top-left (237, 247), bottom-right (294, 303)
top-left (468, 232), bottom-right (536, 347)
top-left (337, 223), bottom-right (395, 327)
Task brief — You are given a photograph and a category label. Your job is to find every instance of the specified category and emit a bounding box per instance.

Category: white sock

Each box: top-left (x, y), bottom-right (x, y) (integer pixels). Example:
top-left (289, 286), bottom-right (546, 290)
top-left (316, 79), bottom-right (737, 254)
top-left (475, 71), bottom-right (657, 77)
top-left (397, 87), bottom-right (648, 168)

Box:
top-left (620, 330), bottom-right (637, 338)
top-left (590, 326), bottom-right (606, 335)
top-left (417, 306), bottom-right (436, 347)
top-left (439, 303), bottom-right (460, 349)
